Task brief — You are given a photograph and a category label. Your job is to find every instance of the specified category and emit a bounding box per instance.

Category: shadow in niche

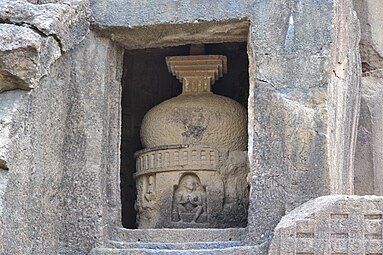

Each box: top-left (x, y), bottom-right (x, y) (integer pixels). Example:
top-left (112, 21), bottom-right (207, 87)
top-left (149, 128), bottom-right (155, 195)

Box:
top-left (120, 42), bottom-right (249, 229)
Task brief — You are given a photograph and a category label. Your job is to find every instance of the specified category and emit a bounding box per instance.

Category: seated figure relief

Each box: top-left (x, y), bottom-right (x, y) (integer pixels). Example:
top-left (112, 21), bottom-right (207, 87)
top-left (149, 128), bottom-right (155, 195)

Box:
top-left (172, 174), bottom-right (207, 224)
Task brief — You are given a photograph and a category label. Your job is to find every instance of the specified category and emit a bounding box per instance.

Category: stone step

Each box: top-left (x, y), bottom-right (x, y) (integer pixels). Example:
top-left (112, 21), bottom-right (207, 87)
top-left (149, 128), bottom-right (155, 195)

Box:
top-left (106, 240), bottom-right (241, 250)
top-left (110, 227), bottom-right (247, 243)
top-left (90, 245), bottom-right (262, 255)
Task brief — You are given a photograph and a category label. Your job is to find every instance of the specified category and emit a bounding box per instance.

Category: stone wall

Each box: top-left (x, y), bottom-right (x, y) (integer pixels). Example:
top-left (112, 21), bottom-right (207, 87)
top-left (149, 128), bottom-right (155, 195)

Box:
top-left (0, 32), bottom-right (122, 254)
top-left (353, 0), bottom-right (383, 196)
top-left (0, 31), bottom-right (121, 254)
top-left (0, 1), bottom-right (123, 252)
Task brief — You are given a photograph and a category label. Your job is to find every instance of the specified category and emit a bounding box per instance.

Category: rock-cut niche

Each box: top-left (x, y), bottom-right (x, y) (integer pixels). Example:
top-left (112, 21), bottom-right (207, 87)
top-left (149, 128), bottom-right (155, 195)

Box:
top-left (121, 43), bottom-right (249, 229)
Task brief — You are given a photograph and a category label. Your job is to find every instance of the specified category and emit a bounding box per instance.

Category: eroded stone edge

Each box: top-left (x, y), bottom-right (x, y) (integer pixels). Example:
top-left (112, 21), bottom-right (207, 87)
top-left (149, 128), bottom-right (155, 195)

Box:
top-left (0, 0), bottom-right (90, 93)
top-left (268, 195), bottom-right (383, 254)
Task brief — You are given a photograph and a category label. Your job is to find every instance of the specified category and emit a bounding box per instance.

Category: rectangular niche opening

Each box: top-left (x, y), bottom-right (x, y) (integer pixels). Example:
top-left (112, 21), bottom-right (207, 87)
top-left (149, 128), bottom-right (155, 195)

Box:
top-left (121, 42), bottom-right (249, 229)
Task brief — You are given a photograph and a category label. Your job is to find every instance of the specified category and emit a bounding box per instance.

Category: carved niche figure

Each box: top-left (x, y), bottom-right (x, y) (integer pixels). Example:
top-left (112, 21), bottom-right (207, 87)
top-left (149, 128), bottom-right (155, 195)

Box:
top-left (135, 174), bottom-right (158, 228)
top-left (172, 174), bottom-right (207, 224)
top-left (144, 175), bottom-right (156, 203)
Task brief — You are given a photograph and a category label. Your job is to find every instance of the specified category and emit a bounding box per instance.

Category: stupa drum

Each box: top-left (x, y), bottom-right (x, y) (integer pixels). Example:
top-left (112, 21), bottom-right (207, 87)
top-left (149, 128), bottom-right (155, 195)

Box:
top-left (134, 55), bottom-right (249, 228)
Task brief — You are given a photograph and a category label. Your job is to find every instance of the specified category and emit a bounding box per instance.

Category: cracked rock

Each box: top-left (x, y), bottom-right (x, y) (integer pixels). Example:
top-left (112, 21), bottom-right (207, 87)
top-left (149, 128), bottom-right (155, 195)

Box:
top-left (0, 0), bottom-right (90, 52)
top-left (0, 24), bottom-right (61, 92)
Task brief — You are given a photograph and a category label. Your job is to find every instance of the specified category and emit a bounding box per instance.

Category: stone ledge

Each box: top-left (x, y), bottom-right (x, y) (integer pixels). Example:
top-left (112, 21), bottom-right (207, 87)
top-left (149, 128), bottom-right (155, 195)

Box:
top-left (106, 240), bottom-right (241, 250)
top-left (90, 246), bottom-right (264, 255)
top-left (109, 227), bottom-right (248, 243)
top-left (269, 195), bottom-right (383, 254)
top-left (91, 227), bottom-right (267, 255)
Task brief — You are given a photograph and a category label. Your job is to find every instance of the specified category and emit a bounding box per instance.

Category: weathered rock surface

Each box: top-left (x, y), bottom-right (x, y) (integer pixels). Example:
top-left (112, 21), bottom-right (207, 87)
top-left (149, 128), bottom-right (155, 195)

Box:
top-left (26, 0), bottom-right (69, 3)
top-left (0, 90), bottom-right (26, 170)
top-left (0, 24), bottom-right (61, 92)
top-left (269, 195), bottom-right (383, 254)
top-left (327, 0), bottom-right (361, 195)
top-left (0, 32), bottom-right (123, 255)
top-left (355, 70), bottom-right (383, 195)
top-left (0, 0), bottom-right (90, 92)
top-left (353, 0), bottom-right (383, 196)
top-left (93, 20), bottom-right (249, 50)
top-left (0, 0), bottom-right (90, 52)
top-left (353, 0), bottom-right (383, 72)
top-left (248, 0), bottom-right (361, 245)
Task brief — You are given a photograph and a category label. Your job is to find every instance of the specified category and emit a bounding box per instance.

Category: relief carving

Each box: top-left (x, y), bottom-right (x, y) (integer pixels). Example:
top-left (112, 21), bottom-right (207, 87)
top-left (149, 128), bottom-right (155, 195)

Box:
top-left (135, 174), bottom-right (159, 228)
top-left (172, 173), bottom-right (207, 224)
top-left (144, 175), bottom-right (156, 203)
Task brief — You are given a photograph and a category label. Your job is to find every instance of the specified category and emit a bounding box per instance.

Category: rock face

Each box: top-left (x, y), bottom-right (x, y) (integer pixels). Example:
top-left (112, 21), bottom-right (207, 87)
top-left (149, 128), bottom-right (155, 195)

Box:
top-left (0, 0), bottom-right (89, 92)
top-left (0, 1), bottom-right (121, 253)
top-left (0, 0), bottom-right (90, 52)
top-left (269, 195), bottom-right (383, 254)
top-left (0, 91), bottom-right (26, 170)
top-left (0, 24), bottom-right (61, 92)
top-left (353, 0), bottom-right (383, 73)
top-left (354, 0), bottom-right (383, 196)
top-left (355, 70), bottom-right (383, 195)
top-left (327, 0), bottom-right (361, 195)
top-left (0, 32), bottom-right (123, 255)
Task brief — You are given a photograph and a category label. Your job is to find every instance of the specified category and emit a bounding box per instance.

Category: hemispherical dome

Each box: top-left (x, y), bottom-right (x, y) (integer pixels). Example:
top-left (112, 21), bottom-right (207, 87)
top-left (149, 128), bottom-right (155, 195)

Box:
top-left (140, 93), bottom-right (247, 151)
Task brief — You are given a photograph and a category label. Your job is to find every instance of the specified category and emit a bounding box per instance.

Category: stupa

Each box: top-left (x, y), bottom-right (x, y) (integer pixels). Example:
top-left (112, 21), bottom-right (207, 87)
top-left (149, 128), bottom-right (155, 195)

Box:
top-left (134, 54), bottom-right (249, 228)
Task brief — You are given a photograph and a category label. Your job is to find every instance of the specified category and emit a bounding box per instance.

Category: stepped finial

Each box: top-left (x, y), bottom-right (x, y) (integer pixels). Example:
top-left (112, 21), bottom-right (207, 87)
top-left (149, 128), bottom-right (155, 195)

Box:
top-left (165, 55), bottom-right (227, 94)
